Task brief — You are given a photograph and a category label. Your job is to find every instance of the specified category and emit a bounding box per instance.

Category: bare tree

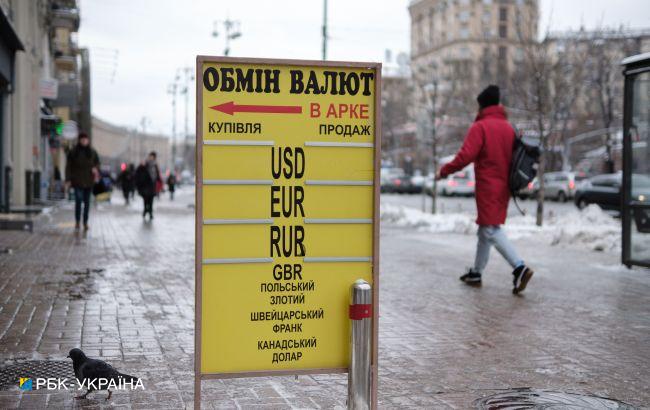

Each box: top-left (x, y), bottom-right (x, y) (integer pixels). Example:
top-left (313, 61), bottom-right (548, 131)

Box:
top-left (551, 41), bottom-right (588, 172)
top-left (412, 61), bottom-right (463, 214)
top-left (584, 26), bottom-right (642, 172)
top-left (512, 19), bottom-right (586, 225)
top-left (381, 76), bottom-right (412, 166)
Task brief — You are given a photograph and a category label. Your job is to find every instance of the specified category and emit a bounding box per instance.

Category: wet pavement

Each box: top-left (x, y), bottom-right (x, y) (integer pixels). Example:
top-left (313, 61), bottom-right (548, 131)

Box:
top-left (0, 188), bottom-right (648, 409)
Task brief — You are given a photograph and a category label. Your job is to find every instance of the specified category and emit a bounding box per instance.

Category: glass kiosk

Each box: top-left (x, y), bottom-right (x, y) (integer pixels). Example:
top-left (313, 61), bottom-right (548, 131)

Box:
top-left (622, 53), bottom-right (650, 268)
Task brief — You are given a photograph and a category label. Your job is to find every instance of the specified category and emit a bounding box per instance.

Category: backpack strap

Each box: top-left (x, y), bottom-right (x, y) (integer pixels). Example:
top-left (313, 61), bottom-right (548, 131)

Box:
top-left (510, 123), bottom-right (526, 216)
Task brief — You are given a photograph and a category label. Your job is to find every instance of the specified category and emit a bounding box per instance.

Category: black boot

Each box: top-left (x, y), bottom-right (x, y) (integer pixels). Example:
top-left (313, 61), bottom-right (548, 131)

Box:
top-left (512, 265), bottom-right (534, 294)
top-left (460, 269), bottom-right (482, 287)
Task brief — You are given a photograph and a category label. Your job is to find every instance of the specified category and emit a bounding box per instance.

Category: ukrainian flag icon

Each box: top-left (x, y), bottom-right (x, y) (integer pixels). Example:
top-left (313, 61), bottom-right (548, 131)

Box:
top-left (19, 378), bottom-right (32, 391)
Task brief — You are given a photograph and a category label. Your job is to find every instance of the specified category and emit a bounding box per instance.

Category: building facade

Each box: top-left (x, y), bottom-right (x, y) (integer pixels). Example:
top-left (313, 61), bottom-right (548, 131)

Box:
top-left (0, 0), bottom-right (87, 212)
top-left (409, 0), bottom-right (538, 97)
top-left (407, 0), bottom-right (539, 170)
top-left (545, 28), bottom-right (650, 172)
top-left (92, 116), bottom-right (172, 175)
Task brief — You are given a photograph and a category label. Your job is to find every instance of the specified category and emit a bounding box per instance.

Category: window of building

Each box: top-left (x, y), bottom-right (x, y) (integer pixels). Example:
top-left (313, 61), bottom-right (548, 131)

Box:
top-left (482, 9), bottom-right (491, 22)
top-left (482, 47), bottom-right (491, 75)
top-left (483, 0), bottom-right (492, 3)
top-left (514, 47), bottom-right (524, 61)
top-left (499, 24), bottom-right (507, 38)
top-left (459, 10), bottom-right (470, 22)
top-left (459, 0), bottom-right (471, 5)
top-left (459, 26), bottom-right (470, 39)
top-left (499, 7), bottom-right (507, 21)
top-left (498, 46), bottom-right (507, 60)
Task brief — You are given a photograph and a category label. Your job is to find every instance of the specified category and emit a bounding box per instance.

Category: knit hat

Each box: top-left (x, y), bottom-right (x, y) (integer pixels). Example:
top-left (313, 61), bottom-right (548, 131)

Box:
top-left (477, 85), bottom-right (500, 109)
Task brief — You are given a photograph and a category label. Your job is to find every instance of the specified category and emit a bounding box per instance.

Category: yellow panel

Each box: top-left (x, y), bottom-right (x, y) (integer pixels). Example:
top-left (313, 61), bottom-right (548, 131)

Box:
top-left (203, 225), bottom-right (268, 259)
top-left (304, 186), bottom-right (373, 219)
top-left (198, 60), bottom-right (378, 375)
top-left (202, 65), bottom-right (375, 146)
top-left (203, 186), bottom-right (268, 219)
top-left (305, 147), bottom-right (374, 181)
top-left (203, 145), bottom-right (270, 180)
top-left (201, 262), bottom-right (372, 373)
top-left (305, 224), bottom-right (373, 257)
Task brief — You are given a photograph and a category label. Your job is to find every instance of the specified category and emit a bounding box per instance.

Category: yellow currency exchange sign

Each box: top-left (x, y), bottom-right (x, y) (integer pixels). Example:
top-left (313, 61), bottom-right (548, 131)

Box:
top-left (195, 56), bottom-right (381, 378)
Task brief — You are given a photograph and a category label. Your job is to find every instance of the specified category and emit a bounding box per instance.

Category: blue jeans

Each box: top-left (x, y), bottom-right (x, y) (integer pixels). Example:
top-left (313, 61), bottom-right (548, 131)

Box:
top-left (74, 187), bottom-right (91, 225)
top-left (474, 225), bottom-right (524, 273)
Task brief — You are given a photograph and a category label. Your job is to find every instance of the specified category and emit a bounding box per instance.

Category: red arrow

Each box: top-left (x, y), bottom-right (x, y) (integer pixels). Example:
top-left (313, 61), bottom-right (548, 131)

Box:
top-left (209, 101), bottom-right (302, 116)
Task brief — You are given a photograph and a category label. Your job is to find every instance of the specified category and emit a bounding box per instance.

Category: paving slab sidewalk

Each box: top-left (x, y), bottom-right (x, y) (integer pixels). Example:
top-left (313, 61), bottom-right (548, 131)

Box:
top-left (0, 190), bottom-right (648, 409)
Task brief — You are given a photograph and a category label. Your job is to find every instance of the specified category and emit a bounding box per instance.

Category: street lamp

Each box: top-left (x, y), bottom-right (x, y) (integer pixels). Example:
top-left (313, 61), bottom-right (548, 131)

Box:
top-left (213, 19), bottom-right (242, 56)
top-left (167, 75), bottom-right (179, 170)
top-left (179, 67), bottom-right (195, 170)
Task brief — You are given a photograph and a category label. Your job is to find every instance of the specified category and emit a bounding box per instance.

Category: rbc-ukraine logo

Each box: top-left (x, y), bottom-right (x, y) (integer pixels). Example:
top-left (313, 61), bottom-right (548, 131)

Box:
top-left (19, 378), bottom-right (32, 391)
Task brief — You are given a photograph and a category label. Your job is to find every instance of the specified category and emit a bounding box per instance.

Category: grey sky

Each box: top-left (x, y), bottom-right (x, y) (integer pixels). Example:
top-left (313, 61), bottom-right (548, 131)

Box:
top-left (77, 0), bottom-right (650, 138)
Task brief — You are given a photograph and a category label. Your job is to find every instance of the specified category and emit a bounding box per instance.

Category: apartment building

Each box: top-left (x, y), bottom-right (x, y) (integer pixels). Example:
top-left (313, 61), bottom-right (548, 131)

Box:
top-left (409, 0), bottom-right (538, 95)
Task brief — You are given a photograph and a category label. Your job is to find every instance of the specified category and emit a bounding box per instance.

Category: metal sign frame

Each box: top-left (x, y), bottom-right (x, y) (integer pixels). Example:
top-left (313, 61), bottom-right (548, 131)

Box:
top-left (194, 56), bottom-right (381, 408)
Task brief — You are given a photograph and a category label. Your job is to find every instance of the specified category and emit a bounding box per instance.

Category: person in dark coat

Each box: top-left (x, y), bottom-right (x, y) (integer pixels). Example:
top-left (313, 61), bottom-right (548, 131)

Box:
top-left (127, 164), bottom-right (136, 200)
top-left (135, 151), bottom-right (161, 220)
top-left (117, 164), bottom-right (135, 205)
top-left (436, 85), bottom-right (534, 294)
top-left (65, 132), bottom-right (99, 231)
top-left (166, 172), bottom-right (176, 200)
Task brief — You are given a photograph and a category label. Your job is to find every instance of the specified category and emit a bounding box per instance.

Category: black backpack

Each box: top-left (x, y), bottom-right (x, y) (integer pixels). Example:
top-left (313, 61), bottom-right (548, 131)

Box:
top-left (509, 128), bottom-right (540, 214)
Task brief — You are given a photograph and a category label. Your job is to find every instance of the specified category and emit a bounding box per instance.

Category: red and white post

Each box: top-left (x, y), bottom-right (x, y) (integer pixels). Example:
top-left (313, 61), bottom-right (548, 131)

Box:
top-left (348, 279), bottom-right (372, 410)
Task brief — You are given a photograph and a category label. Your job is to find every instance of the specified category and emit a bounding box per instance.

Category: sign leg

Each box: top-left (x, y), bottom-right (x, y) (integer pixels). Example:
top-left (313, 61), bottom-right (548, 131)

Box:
top-left (194, 376), bottom-right (201, 410)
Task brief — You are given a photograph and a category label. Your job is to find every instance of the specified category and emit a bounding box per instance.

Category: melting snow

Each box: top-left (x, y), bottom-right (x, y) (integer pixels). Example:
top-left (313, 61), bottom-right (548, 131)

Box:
top-left (381, 203), bottom-right (621, 253)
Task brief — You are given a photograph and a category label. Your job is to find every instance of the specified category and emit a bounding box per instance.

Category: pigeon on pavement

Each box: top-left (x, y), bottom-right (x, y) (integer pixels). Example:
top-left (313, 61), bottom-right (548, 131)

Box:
top-left (67, 348), bottom-right (140, 401)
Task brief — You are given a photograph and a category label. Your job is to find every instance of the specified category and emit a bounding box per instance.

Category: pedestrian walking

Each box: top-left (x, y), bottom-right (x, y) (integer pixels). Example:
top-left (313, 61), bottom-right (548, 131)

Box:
top-left (135, 152), bottom-right (161, 220)
top-left (128, 164), bottom-right (136, 200)
top-left (117, 164), bottom-right (135, 205)
top-left (65, 132), bottom-right (100, 231)
top-left (167, 172), bottom-right (176, 200)
top-left (435, 85), bottom-right (534, 294)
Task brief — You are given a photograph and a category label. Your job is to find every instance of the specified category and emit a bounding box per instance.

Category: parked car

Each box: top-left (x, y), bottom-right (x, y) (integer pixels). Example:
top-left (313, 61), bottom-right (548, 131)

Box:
top-left (394, 175), bottom-right (421, 194)
top-left (437, 167), bottom-right (475, 197)
top-left (630, 174), bottom-right (650, 233)
top-left (540, 171), bottom-right (588, 202)
top-left (574, 173), bottom-right (622, 210)
top-left (517, 172), bottom-right (588, 201)
top-left (380, 168), bottom-right (404, 193)
top-left (575, 173), bottom-right (650, 211)
top-left (409, 172), bottom-right (427, 195)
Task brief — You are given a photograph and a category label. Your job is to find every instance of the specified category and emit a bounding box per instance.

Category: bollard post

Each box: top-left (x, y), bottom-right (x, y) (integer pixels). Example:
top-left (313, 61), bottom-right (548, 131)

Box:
top-left (348, 279), bottom-right (372, 410)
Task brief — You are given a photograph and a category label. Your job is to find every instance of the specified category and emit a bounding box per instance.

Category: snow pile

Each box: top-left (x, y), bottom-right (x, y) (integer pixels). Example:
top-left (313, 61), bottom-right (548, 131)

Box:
top-left (381, 203), bottom-right (620, 253)
top-left (381, 204), bottom-right (477, 235)
top-left (541, 204), bottom-right (620, 252)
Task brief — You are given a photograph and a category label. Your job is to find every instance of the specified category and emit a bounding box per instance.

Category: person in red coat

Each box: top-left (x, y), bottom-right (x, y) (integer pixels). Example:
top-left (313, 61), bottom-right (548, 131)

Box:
top-left (436, 85), bottom-right (533, 294)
